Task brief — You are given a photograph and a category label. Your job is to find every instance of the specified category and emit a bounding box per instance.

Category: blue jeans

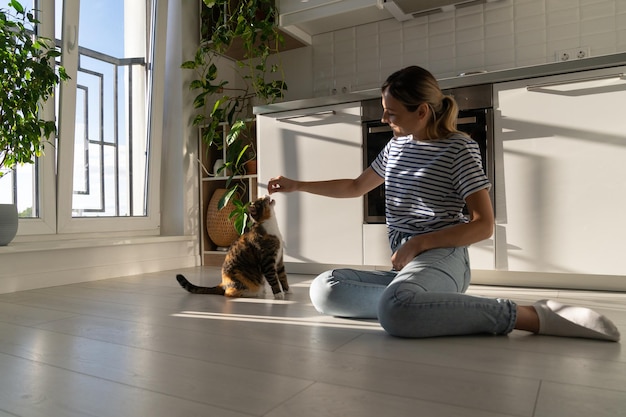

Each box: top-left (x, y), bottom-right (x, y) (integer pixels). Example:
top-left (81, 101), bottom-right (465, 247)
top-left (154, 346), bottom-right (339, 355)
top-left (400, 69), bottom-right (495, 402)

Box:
top-left (309, 246), bottom-right (517, 338)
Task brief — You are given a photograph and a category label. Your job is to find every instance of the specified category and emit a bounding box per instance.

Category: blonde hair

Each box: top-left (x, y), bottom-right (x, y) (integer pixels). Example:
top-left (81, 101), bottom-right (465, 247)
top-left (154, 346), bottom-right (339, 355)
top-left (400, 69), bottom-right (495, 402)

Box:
top-left (381, 66), bottom-right (461, 140)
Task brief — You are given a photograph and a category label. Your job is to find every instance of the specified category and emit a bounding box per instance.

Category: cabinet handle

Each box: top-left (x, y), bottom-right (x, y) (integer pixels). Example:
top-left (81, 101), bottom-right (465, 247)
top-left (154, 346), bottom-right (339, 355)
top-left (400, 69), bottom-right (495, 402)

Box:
top-left (276, 110), bottom-right (335, 121)
top-left (526, 73), bottom-right (625, 90)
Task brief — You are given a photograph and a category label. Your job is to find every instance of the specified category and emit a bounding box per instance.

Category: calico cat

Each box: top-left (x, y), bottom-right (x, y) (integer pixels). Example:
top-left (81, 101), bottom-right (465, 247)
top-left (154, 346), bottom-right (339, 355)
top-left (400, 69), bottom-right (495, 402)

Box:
top-left (176, 195), bottom-right (290, 299)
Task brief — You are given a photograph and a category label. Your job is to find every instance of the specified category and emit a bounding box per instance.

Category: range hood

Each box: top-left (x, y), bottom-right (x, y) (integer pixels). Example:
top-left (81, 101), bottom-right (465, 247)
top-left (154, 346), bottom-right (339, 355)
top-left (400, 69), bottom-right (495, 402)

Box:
top-left (384, 0), bottom-right (502, 21)
top-left (278, 0), bottom-right (392, 43)
top-left (277, 0), bottom-right (502, 44)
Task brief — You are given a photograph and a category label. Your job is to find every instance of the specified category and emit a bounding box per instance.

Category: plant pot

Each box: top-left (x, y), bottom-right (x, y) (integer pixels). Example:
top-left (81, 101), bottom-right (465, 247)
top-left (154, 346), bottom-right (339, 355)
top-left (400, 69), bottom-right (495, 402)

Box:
top-left (206, 189), bottom-right (239, 248)
top-left (0, 203), bottom-right (18, 246)
top-left (244, 160), bottom-right (257, 175)
top-left (213, 159), bottom-right (225, 176)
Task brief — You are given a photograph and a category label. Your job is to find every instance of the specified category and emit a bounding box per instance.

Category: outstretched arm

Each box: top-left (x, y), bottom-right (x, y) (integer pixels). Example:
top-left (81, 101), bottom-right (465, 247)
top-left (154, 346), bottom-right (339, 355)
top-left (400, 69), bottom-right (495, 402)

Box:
top-left (268, 167), bottom-right (384, 198)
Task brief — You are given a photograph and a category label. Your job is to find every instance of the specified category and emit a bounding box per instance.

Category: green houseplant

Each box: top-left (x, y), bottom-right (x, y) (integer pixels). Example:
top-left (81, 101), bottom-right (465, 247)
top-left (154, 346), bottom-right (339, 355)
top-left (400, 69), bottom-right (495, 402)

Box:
top-left (0, 0), bottom-right (68, 245)
top-left (182, 0), bottom-right (287, 234)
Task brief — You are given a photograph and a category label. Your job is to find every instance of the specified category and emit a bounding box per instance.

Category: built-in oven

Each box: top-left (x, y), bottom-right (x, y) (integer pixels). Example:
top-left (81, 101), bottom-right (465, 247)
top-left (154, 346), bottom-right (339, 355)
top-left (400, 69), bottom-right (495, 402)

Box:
top-left (362, 83), bottom-right (494, 224)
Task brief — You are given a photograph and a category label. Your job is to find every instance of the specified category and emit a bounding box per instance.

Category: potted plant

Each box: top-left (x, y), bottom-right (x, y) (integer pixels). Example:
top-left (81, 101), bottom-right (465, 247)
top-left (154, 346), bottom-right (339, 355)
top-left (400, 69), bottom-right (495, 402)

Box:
top-left (182, 0), bottom-right (287, 235)
top-left (0, 0), bottom-right (68, 245)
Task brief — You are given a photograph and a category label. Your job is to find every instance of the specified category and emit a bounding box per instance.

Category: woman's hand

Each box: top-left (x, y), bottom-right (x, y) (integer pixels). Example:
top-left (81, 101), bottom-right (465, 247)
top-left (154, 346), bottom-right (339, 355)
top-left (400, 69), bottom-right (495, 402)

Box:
top-left (268, 176), bottom-right (298, 194)
top-left (389, 188), bottom-right (494, 270)
top-left (390, 237), bottom-right (425, 270)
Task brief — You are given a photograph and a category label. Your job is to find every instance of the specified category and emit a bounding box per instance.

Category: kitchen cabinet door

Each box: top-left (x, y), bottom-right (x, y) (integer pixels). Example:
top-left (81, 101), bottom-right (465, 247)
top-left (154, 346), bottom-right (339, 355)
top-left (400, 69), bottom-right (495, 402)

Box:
top-left (363, 224), bottom-right (392, 267)
top-left (257, 103), bottom-right (364, 265)
top-left (494, 67), bottom-right (626, 276)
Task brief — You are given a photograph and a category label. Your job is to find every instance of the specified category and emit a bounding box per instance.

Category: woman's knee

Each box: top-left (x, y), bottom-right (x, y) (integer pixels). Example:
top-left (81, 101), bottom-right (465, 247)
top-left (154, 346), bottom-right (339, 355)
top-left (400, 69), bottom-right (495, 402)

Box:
top-left (309, 270), bottom-right (335, 314)
top-left (377, 284), bottom-right (412, 337)
top-left (308, 269), bottom-right (383, 318)
top-left (377, 282), bottom-right (435, 337)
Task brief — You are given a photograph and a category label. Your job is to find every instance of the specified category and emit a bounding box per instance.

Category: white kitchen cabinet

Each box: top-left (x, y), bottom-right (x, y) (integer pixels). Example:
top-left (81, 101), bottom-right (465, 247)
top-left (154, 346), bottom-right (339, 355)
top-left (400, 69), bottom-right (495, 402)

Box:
top-left (493, 67), bottom-right (626, 276)
top-left (257, 102), bottom-right (364, 265)
top-left (467, 238), bottom-right (495, 271)
top-left (363, 224), bottom-right (392, 267)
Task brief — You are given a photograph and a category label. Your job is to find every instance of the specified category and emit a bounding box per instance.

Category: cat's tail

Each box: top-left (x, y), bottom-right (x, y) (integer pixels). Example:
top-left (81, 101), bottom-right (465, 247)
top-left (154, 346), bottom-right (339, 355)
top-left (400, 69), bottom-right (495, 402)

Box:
top-left (176, 274), bottom-right (226, 295)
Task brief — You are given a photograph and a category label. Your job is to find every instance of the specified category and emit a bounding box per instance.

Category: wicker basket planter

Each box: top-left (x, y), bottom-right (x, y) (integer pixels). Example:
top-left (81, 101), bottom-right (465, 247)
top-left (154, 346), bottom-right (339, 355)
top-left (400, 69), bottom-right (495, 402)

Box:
top-left (206, 188), bottom-right (239, 248)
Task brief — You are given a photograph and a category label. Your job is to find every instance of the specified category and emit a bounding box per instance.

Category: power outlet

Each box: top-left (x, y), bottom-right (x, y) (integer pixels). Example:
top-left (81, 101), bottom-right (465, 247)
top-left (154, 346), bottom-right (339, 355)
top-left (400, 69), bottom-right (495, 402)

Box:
top-left (555, 47), bottom-right (591, 62)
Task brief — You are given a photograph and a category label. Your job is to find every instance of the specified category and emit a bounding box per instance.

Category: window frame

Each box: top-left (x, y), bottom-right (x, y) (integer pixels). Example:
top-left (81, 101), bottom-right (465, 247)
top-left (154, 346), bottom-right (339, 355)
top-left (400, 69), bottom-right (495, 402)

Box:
top-left (16, 0), bottom-right (163, 237)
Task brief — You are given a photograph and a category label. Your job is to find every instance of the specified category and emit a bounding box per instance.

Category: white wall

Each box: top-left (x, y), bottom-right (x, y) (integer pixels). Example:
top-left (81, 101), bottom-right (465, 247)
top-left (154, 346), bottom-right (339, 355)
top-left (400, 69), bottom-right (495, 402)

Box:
top-left (161, 0), bottom-right (233, 237)
top-left (270, 45), bottom-right (314, 101)
top-left (295, 0), bottom-right (626, 97)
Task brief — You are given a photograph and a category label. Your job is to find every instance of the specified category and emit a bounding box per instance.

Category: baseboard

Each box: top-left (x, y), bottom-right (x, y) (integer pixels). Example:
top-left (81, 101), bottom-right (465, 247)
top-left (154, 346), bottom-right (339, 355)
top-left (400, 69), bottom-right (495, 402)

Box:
top-left (471, 269), bottom-right (626, 292)
top-left (0, 236), bottom-right (201, 294)
top-left (284, 263), bottom-right (626, 292)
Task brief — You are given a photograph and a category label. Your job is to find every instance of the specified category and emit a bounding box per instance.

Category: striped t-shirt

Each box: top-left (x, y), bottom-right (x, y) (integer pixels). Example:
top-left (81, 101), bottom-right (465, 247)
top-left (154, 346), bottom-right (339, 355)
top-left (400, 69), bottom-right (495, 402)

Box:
top-left (370, 132), bottom-right (491, 240)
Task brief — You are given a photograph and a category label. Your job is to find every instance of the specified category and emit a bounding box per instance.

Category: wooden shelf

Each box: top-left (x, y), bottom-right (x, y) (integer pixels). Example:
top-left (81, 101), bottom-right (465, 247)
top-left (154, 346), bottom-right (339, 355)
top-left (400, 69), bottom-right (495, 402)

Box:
top-left (202, 174), bottom-right (257, 182)
top-left (198, 121), bottom-right (257, 265)
top-left (202, 251), bottom-right (228, 266)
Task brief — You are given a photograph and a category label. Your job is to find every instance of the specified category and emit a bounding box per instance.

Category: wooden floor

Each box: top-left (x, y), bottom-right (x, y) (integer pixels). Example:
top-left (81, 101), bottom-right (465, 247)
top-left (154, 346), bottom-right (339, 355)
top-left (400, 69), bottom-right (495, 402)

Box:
top-left (0, 266), bottom-right (625, 417)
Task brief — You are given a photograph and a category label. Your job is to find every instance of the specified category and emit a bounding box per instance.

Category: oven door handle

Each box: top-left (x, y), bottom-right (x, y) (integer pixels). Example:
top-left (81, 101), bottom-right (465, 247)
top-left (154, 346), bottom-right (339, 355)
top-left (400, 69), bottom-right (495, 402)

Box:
top-left (457, 116), bottom-right (477, 125)
top-left (370, 117), bottom-right (479, 130)
top-left (368, 125), bottom-right (393, 134)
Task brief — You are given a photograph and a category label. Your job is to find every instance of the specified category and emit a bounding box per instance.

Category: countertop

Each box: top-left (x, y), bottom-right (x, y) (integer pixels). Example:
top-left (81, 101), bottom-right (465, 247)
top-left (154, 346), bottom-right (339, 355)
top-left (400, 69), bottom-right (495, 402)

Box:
top-left (254, 52), bottom-right (626, 115)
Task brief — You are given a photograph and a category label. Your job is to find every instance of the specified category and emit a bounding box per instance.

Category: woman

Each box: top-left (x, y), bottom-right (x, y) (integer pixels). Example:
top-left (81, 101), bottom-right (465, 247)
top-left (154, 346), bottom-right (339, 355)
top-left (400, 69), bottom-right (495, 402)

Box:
top-left (268, 66), bottom-right (619, 342)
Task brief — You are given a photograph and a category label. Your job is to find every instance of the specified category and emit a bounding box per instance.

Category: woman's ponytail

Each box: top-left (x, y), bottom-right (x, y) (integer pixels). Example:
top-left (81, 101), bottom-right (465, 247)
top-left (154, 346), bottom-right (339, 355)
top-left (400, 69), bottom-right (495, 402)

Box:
top-left (436, 95), bottom-right (460, 137)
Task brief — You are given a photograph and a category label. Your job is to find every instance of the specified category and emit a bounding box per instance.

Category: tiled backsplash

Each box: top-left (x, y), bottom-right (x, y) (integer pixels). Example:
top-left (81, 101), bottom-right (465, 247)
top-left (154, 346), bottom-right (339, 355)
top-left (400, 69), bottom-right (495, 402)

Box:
top-left (311, 0), bottom-right (626, 97)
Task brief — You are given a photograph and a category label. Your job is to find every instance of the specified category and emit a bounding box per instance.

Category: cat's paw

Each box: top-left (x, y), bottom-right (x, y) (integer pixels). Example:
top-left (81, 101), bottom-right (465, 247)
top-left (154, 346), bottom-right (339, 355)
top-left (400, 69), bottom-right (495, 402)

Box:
top-left (273, 292), bottom-right (285, 300)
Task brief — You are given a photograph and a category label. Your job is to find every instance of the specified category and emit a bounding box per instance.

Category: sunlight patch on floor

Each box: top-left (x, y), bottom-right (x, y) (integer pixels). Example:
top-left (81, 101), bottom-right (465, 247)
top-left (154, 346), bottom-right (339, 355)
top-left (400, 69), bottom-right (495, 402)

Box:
top-left (171, 311), bottom-right (383, 330)
top-left (288, 280), bottom-right (315, 288)
top-left (226, 298), bottom-right (298, 304)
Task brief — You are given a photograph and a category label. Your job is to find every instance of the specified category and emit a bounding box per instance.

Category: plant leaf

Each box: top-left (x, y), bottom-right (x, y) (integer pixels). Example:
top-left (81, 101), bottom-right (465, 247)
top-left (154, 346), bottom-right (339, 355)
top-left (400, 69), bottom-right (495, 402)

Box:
top-left (217, 186), bottom-right (238, 210)
top-left (10, 0), bottom-right (24, 13)
top-left (232, 211), bottom-right (248, 235)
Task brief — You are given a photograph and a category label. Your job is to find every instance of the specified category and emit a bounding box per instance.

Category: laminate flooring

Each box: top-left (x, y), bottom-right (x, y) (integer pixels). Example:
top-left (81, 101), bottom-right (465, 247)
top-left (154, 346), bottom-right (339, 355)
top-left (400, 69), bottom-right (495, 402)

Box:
top-left (0, 266), bottom-right (625, 417)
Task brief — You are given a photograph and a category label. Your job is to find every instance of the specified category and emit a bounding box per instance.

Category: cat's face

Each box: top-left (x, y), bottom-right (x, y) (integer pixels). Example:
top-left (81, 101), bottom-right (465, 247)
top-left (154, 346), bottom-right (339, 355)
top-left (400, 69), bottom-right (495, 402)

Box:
top-left (248, 195), bottom-right (274, 223)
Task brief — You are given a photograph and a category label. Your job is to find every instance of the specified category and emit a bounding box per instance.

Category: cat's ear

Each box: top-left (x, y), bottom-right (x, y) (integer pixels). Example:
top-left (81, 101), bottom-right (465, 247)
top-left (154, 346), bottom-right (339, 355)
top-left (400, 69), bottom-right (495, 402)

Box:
top-left (248, 204), bottom-right (257, 216)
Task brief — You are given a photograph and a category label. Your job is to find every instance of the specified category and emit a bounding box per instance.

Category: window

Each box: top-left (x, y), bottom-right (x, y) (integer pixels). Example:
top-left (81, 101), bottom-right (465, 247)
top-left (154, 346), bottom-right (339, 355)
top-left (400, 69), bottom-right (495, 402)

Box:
top-left (5, 0), bottom-right (161, 237)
